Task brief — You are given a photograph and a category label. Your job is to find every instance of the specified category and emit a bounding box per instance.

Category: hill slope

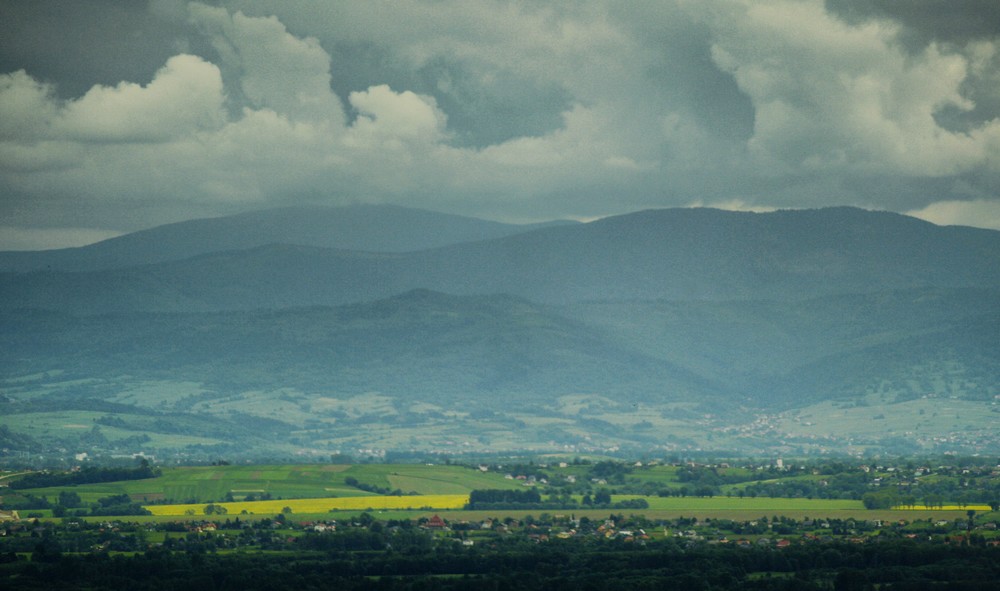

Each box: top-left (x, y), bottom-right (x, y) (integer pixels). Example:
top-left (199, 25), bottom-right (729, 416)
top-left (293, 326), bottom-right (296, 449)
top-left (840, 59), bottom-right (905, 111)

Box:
top-left (0, 289), bottom-right (718, 407)
top-left (1, 287), bottom-right (996, 456)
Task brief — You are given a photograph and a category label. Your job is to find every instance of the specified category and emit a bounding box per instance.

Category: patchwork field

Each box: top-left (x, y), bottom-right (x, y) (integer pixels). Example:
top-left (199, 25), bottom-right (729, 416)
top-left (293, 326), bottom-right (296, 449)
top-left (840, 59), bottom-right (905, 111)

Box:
top-left (14, 463), bottom-right (519, 506)
top-left (7, 462), bottom-right (997, 525)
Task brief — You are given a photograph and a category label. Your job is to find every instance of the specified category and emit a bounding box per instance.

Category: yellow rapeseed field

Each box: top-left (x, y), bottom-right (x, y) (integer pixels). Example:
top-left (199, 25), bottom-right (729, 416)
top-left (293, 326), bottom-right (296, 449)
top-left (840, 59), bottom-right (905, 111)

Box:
top-left (145, 494), bottom-right (469, 516)
top-left (892, 504), bottom-right (991, 511)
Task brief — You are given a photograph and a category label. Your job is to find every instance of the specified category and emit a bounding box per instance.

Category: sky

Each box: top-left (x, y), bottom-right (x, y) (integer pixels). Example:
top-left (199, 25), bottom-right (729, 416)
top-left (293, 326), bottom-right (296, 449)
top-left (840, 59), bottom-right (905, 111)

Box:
top-left (2, 0), bottom-right (1000, 250)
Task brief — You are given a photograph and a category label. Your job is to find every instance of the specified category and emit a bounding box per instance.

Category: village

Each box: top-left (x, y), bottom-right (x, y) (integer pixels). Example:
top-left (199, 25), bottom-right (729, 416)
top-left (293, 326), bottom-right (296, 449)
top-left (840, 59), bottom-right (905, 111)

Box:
top-left (3, 505), bottom-right (1000, 559)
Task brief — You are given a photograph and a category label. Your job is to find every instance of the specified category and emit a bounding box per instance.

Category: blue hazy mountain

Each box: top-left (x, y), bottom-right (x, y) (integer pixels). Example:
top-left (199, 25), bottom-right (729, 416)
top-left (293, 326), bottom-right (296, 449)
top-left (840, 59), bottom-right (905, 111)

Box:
top-left (0, 204), bottom-right (573, 272)
top-left (2, 207), bottom-right (998, 314)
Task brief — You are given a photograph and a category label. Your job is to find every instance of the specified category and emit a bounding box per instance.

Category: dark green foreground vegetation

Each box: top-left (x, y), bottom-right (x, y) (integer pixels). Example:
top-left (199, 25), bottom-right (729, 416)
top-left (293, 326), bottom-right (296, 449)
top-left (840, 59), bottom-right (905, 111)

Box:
top-left (3, 522), bottom-right (999, 590)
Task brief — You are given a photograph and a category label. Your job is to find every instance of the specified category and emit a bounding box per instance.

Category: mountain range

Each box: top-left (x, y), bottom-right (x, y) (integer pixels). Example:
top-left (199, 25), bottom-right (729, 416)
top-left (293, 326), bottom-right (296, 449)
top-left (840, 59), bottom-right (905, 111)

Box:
top-left (0, 204), bottom-right (573, 273)
top-left (1, 205), bottom-right (998, 459)
top-left (2, 206), bottom-right (999, 314)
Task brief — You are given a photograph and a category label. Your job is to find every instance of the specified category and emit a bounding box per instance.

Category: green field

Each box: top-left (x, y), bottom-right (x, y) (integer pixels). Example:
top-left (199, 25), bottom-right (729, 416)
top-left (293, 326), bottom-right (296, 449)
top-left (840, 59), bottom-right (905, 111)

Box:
top-left (7, 463), bottom-right (995, 525)
top-left (14, 464), bottom-right (521, 505)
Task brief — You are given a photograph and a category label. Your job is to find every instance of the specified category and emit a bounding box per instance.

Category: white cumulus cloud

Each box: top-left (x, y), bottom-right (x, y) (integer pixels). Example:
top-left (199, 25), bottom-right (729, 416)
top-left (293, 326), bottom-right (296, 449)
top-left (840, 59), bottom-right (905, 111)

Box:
top-left (347, 84), bottom-right (448, 146)
top-left (58, 54), bottom-right (226, 142)
top-left (704, 0), bottom-right (1000, 177)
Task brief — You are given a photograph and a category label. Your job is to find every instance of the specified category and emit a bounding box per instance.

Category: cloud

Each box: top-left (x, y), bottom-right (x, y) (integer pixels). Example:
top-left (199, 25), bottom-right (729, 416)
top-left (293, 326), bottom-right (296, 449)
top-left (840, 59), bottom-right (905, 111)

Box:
top-left (188, 3), bottom-right (345, 124)
top-left (0, 54), bottom-right (225, 181)
top-left (58, 54), bottom-right (226, 142)
top-left (906, 199), bottom-right (1000, 230)
top-left (685, 199), bottom-right (779, 214)
top-left (0, 226), bottom-right (122, 251)
top-left (704, 0), bottom-right (1000, 177)
top-left (347, 84), bottom-right (448, 146)
top-left (1, 0), bottom-right (999, 243)
top-left (0, 70), bottom-right (59, 142)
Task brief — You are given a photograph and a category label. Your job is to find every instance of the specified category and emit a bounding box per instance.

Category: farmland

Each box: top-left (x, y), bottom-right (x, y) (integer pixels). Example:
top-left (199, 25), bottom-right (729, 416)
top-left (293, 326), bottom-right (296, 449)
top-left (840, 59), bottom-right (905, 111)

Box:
top-left (5, 463), bottom-right (521, 506)
top-left (4, 459), bottom-right (1000, 590)
top-left (145, 494), bottom-right (470, 516)
top-left (4, 459), bottom-right (999, 524)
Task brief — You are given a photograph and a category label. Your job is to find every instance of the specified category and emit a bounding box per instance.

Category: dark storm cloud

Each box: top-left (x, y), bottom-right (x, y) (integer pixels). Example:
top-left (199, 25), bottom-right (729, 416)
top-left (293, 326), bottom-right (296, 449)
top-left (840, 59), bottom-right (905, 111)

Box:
top-left (826, 0), bottom-right (1000, 45)
top-left (1, 0), bottom-right (999, 249)
top-left (0, 0), bottom-right (186, 97)
top-left (825, 0), bottom-right (1000, 134)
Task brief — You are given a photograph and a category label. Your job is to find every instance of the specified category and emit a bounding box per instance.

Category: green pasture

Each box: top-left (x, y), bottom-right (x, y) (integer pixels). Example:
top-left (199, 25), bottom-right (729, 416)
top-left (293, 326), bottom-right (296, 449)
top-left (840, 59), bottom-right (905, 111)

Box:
top-left (344, 464), bottom-right (523, 495)
top-left (624, 465), bottom-right (683, 486)
top-left (16, 463), bottom-right (522, 504)
top-left (19, 465), bottom-right (357, 504)
top-left (623, 495), bottom-right (862, 512)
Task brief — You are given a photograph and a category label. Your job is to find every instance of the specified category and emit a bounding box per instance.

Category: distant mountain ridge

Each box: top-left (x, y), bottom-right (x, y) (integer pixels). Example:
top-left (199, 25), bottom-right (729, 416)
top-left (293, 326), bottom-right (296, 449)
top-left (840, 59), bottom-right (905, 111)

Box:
top-left (0, 204), bottom-right (574, 272)
top-left (2, 206), bottom-right (999, 313)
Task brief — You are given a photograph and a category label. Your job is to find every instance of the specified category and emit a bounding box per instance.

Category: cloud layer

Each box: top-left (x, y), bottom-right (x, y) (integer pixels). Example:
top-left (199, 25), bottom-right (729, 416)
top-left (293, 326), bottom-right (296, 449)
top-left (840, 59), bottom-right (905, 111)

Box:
top-left (1, 0), bottom-right (999, 248)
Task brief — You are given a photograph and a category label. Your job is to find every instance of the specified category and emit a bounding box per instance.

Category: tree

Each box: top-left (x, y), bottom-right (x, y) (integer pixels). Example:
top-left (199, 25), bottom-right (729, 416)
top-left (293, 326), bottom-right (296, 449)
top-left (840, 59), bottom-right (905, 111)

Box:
top-left (31, 536), bottom-right (62, 563)
top-left (58, 491), bottom-right (82, 508)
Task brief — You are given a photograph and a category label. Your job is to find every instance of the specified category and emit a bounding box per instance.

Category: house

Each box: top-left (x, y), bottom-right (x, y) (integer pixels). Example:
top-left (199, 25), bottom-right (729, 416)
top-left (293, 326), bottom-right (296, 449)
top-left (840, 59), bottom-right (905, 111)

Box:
top-left (424, 515), bottom-right (447, 529)
top-left (0, 510), bottom-right (19, 522)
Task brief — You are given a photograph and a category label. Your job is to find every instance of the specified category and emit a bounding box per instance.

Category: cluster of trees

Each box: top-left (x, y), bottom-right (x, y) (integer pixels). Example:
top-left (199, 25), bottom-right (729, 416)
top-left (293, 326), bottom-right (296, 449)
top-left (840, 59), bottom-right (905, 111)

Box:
top-left (2, 529), bottom-right (999, 590)
top-left (466, 489), bottom-right (648, 510)
top-left (468, 489), bottom-right (541, 506)
top-left (84, 494), bottom-right (150, 517)
top-left (343, 476), bottom-right (407, 496)
top-left (5, 492), bottom-right (149, 517)
top-left (9, 460), bottom-right (159, 490)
